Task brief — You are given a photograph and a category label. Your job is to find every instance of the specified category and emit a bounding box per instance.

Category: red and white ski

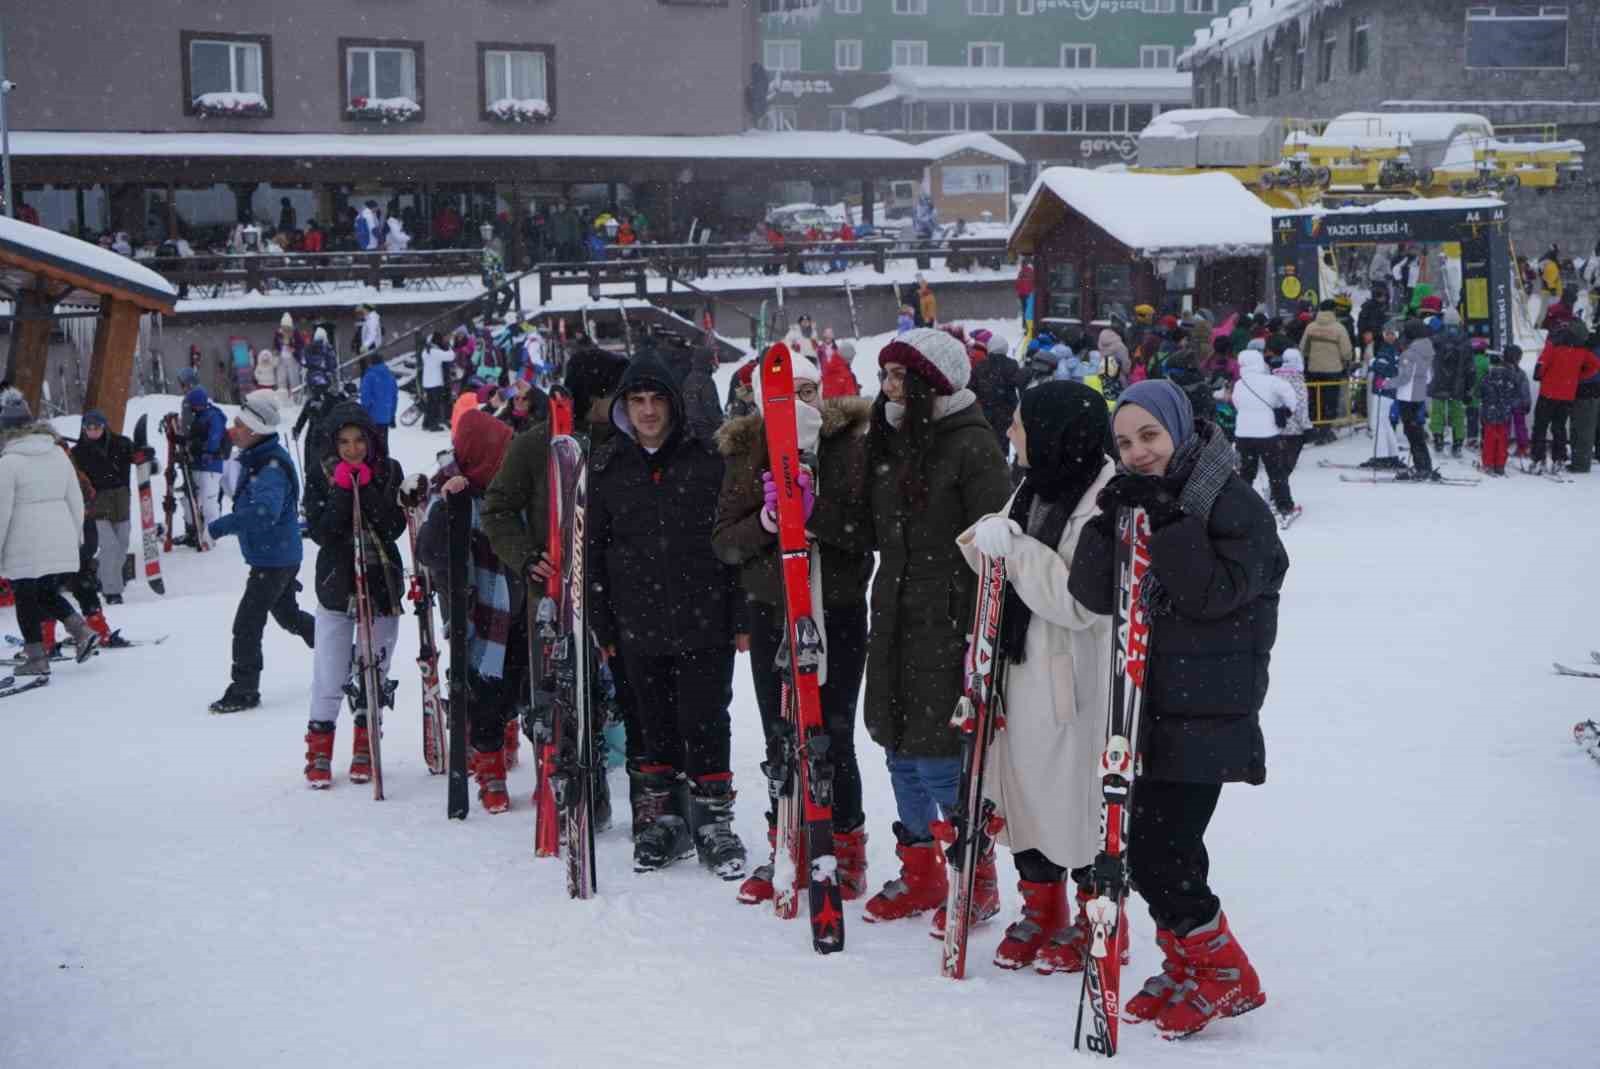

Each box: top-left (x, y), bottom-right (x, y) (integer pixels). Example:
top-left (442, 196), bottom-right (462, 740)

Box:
top-left (350, 482), bottom-right (386, 801)
top-left (760, 343), bottom-right (843, 954)
top-left (130, 415), bottom-right (165, 596)
top-left (1076, 506), bottom-right (1153, 1057)
top-left (532, 390), bottom-right (574, 859)
top-left (403, 500), bottom-right (445, 775)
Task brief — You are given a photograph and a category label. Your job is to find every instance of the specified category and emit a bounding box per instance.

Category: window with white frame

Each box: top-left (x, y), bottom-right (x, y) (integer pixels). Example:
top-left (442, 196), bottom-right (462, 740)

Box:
top-left (892, 40), bottom-right (928, 67)
top-left (484, 49), bottom-right (548, 109)
top-left (1349, 16), bottom-right (1371, 72)
top-left (968, 0), bottom-right (1003, 13)
top-left (760, 0), bottom-right (820, 11)
top-left (189, 37), bottom-right (264, 100)
top-left (1143, 0), bottom-right (1176, 11)
top-left (762, 106), bottom-right (799, 131)
top-left (834, 0), bottom-right (862, 11)
top-left (1140, 44), bottom-right (1174, 68)
top-left (835, 39), bottom-right (862, 70)
top-left (1060, 43), bottom-right (1096, 68)
top-left (764, 40), bottom-right (802, 71)
top-left (1317, 31), bottom-right (1337, 81)
top-left (1018, 0), bottom-right (1036, 12)
top-left (1183, 0), bottom-right (1217, 13)
top-left (828, 107), bottom-right (860, 131)
top-left (1467, 6), bottom-right (1569, 69)
top-left (893, 0), bottom-right (927, 13)
top-left (968, 42), bottom-right (1004, 67)
top-left (1011, 101), bottom-right (1039, 130)
top-left (346, 44), bottom-right (417, 105)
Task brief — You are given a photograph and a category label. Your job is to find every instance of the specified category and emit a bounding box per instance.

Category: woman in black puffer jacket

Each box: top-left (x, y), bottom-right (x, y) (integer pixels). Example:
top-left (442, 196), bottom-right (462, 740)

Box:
top-left (1068, 379), bottom-right (1287, 1041)
top-left (300, 401), bottom-right (407, 788)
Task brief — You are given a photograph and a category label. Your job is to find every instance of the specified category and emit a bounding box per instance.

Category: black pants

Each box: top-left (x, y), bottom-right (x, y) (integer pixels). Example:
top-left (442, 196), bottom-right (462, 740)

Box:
top-left (747, 597), bottom-right (868, 831)
top-left (232, 566), bottom-right (314, 691)
top-left (1129, 779), bottom-right (1223, 932)
top-left (423, 386), bottom-right (448, 429)
top-left (622, 644), bottom-right (735, 781)
top-left (1532, 396), bottom-right (1573, 464)
top-left (65, 515), bottom-right (102, 616)
top-left (469, 617), bottom-right (529, 752)
top-left (1236, 437), bottom-right (1294, 512)
top-left (1397, 400), bottom-right (1432, 471)
top-left (1279, 432), bottom-right (1305, 475)
top-left (14, 574), bottom-right (77, 644)
top-left (608, 648), bottom-right (645, 763)
top-left (370, 424), bottom-right (391, 455)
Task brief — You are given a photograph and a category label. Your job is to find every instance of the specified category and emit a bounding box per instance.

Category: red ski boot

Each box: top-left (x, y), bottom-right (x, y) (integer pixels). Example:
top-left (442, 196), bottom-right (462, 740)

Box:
top-left (1155, 911), bottom-right (1265, 1038)
top-left (474, 747), bottom-right (511, 814)
top-left (1122, 927), bottom-right (1184, 1021)
top-left (85, 611), bottom-right (112, 645)
top-left (503, 719), bottom-right (521, 769)
top-left (40, 619), bottom-right (57, 657)
top-left (304, 722), bottom-right (335, 789)
top-left (1035, 882), bottom-right (1131, 976)
top-left (862, 823), bottom-right (947, 924)
top-left (993, 879), bottom-right (1067, 970)
top-left (737, 822), bottom-right (777, 905)
top-left (927, 841), bottom-right (1000, 939)
top-left (833, 823), bottom-right (869, 902)
top-left (349, 716), bottom-right (372, 784)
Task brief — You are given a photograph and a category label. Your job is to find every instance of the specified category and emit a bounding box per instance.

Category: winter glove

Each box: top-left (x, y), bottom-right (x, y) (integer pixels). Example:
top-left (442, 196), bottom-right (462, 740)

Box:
top-left (759, 469), bottom-right (815, 534)
top-left (397, 472), bottom-right (430, 508)
top-left (333, 461), bottom-right (373, 491)
top-left (972, 515), bottom-right (1021, 559)
top-left (1097, 474), bottom-right (1185, 530)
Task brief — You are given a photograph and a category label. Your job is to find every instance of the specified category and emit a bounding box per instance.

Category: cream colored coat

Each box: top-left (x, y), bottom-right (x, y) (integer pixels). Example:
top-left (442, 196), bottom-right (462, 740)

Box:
top-left (957, 462), bottom-right (1113, 868)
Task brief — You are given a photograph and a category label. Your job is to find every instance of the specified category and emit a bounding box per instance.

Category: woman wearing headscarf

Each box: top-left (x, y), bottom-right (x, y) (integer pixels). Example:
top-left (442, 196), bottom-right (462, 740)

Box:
top-left (1067, 380), bottom-right (1286, 1039)
top-left (955, 381), bottom-right (1114, 972)
top-left (861, 328), bottom-right (1011, 928)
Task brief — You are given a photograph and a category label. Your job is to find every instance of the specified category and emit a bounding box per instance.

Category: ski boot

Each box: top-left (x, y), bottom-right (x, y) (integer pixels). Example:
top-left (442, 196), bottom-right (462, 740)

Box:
top-left (62, 615), bottom-right (99, 662)
top-left (84, 611), bottom-right (112, 645)
top-left (503, 718), bottom-right (521, 770)
top-left (630, 764), bottom-right (695, 873)
top-left (1432, 432), bottom-right (1444, 452)
top-left (862, 822), bottom-right (947, 924)
top-left (209, 684), bottom-right (260, 714)
top-left (928, 838), bottom-right (1000, 939)
top-left (737, 820), bottom-right (777, 905)
top-left (1394, 466), bottom-right (1440, 482)
top-left (14, 643), bottom-right (51, 677)
top-left (1036, 881), bottom-right (1132, 976)
top-left (1121, 927), bottom-right (1185, 1022)
top-left (688, 774), bottom-right (747, 881)
top-left (833, 821), bottom-right (869, 901)
top-left (474, 746), bottom-right (511, 813)
top-left (1155, 911), bottom-right (1266, 1039)
top-left (304, 721), bottom-right (335, 788)
top-left (993, 879), bottom-right (1068, 971)
top-left (1450, 442), bottom-right (1463, 459)
top-left (349, 715), bottom-right (372, 783)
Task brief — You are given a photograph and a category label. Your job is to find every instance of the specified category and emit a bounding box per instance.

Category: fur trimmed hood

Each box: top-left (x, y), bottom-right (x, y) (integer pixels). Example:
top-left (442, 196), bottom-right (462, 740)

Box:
top-left (715, 395), bottom-right (872, 458)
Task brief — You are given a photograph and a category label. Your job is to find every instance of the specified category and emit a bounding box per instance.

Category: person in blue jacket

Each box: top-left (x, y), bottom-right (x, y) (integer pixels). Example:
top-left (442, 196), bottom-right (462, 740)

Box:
top-left (205, 393), bottom-right (315, 714)
top-left (358, 352), bottom-right (398, 454)
top-left (186, 388), bottom-right (230, 536)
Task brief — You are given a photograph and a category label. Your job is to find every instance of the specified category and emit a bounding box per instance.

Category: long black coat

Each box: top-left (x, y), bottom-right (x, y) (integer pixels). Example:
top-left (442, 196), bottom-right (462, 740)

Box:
top-left (589, 356), bottom-right (743, 655)
top-left (302, 402), bottom-right (407, 615)
top-left (1068, 474), bottom-right (1286, 785)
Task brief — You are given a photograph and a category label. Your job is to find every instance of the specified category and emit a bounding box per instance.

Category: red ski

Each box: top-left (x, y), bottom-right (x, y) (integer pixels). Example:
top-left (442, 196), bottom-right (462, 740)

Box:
top-left (350, 481), bottom-right (386, 801)
top-left (532, 389), bottom-right (574, 859)
top-left (402, 498), bottom-right (446, 775)
top-left (935, 551), bottom-right (1007, 978)
top-left (1076, 506), bottom-right (1153, 1057)
top-left (760, 343), bottom-right (843, 954)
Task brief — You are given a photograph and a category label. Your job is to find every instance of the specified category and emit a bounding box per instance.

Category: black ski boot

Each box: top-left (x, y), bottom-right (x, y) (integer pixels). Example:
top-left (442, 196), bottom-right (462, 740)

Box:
top-left (689, 776), bottom-right (748, 881)
top-left (630, 764), bottom-right (694, 873)
top-left (209, 685), bottom-right (261, 714)
top-left (1432, 432), bottom-right (1445, 452)
top-left (1450, 442), bottom-right (1463, 459)
top-left (592, 733), bottom-right (613, 833)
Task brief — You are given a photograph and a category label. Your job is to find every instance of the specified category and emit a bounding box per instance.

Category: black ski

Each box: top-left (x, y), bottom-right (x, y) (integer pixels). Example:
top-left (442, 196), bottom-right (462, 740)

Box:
top-left (1553, 662), bottom-right (1600, 680)
top-left (550, 435), bottom-right (597, 899)
top-left (0, 675), bottom-right (50, 698)
top-left (446, 490), bottom-right (472, 819)
top-left (1339, 473), bottom-right (1480, 486)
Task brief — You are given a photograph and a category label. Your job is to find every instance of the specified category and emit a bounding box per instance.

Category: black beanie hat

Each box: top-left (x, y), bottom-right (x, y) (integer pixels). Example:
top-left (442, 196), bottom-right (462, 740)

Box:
top-left (563, 348), bottom-right (628, 415)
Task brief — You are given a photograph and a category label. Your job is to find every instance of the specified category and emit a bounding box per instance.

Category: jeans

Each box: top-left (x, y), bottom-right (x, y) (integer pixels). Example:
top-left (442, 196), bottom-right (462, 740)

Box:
top-left (1128, 779), bottom-right (1223, 931)
top-left (13, 574), bottom-right (77, 644)
top-left (622, 644), bottom-right (735, 780)
top-left (747, 598), bottom-right (868, 831)
top-left (231, 566), bottom-right (315, 691)
top-left (884, 750), bottom-right (961, 841)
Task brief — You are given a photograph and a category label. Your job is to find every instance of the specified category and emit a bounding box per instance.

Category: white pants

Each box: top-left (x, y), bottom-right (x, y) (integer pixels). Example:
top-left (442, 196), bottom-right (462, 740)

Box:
top-left (310, 606), bottom-right (400, 725)
top-left (195, 470), bottom-right (223, 533)
top-left (95, 519), bottom-right (131, 596)
top-left (1370, 391), bottom-right (1400, 459)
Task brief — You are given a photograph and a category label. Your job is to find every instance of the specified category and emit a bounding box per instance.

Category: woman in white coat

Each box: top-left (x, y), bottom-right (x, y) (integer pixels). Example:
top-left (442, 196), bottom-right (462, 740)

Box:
top-left (253, 348), bottom-right (281, 394)
top-left (0, 394), bottom-right (100, 674)
top-left (1232, 348), bottom-right (1300, 521)
top-left (957, 379), bottom-right (1113, 972)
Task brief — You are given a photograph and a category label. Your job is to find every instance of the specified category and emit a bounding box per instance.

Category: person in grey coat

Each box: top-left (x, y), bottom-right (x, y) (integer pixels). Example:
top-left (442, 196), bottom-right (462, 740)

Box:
top-left (1391, 319), bottom-right (1437, 479)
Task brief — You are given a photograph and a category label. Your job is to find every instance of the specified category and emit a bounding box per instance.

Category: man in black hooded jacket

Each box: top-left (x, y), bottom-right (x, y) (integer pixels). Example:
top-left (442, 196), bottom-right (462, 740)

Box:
top-left (589, 353), bottom-right (748, 881)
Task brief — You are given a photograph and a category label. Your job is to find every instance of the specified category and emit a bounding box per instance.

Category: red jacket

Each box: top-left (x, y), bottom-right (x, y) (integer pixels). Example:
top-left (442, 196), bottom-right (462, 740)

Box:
top-left (1535, 343), bottom-right (1600, 402)
top-left (1015, 262), bottom-right (1034, 298)
top-left (820, 352), bottom-right (860, 398)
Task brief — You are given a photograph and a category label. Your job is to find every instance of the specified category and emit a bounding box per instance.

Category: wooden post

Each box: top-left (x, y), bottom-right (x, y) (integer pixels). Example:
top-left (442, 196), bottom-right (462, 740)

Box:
top-left (6, 287), bottom-right (54, 415)
top-left (82, 295), bottom-right (142, 433)
top-left (861, 177), bottom-right (876, 227)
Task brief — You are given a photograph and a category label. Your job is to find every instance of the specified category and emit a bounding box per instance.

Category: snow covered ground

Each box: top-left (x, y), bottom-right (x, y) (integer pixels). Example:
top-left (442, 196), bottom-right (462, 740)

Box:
top-left (5, 373), bottom-right (1598, 1068)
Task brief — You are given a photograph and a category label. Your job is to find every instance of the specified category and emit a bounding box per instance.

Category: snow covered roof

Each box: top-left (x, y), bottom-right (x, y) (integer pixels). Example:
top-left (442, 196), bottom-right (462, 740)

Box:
top-left (9, 129), bottom-right (932, 164)
top-left (915, 133), bottom-right (1025, 167)
top-left (852, 66), bottom-right (1191, 108)
top-left (0, 214), bottom-right (177, 310)
top-left (1178, 0), bottom-right (1347, 71)
top-left (1008, 168), bottom-right (1272, 258)
top-left (1140, 107), bottom-right (1246, 139)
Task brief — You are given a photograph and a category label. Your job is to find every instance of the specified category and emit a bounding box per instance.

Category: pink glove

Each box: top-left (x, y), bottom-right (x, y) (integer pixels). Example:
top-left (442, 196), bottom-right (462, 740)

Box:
top-left (333, 461), bottom-right (372, 490)
top-left (760, 469), bottom-right (816, 533)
